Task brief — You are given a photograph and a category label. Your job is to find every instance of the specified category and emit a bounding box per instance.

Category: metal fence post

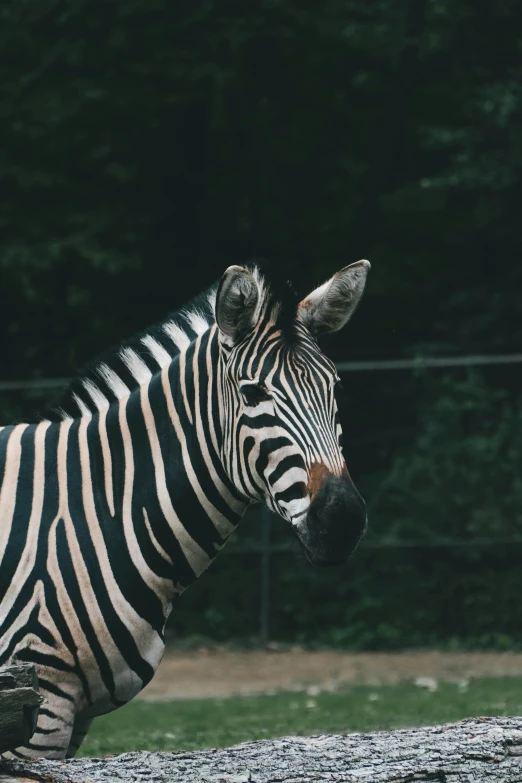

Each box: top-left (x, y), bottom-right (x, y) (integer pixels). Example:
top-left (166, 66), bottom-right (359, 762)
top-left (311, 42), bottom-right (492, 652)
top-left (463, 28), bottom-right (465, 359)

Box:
top-left (259, 508), bottom-right (271, 647)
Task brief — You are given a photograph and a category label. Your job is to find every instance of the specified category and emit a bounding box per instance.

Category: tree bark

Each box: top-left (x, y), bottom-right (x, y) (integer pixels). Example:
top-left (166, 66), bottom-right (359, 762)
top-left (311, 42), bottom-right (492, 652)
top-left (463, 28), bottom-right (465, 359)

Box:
top-left (1, 717), bottom-right (522, 782)
top-left (0, 664), bottom-right (42, 755)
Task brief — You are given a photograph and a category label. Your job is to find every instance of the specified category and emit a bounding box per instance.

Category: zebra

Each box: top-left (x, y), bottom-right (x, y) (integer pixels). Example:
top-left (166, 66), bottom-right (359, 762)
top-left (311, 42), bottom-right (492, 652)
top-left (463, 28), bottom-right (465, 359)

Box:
top-left (0, 259), bottom-right (370, 759)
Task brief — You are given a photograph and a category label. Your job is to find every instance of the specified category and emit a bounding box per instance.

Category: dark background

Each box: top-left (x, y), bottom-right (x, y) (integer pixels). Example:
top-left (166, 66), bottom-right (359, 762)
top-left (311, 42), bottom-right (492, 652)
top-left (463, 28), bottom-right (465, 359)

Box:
top-left (1, 0), bottom-right (521, 649)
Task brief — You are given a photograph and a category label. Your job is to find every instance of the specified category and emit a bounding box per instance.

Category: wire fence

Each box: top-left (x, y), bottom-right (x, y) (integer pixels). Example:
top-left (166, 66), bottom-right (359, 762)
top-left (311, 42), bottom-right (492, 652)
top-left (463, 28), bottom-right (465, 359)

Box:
top-left (2, 351), bottom-right (521, 642)
top-left (1, 352), bottom-right (522, 391)
top-left (232, 510), bottom-right (522, 644)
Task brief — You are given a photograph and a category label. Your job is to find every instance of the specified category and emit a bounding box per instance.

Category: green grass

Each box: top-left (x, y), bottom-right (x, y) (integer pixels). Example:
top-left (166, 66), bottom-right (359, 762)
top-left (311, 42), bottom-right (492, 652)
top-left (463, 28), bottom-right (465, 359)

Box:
top-left (79, 677), bottom-right (522, 757)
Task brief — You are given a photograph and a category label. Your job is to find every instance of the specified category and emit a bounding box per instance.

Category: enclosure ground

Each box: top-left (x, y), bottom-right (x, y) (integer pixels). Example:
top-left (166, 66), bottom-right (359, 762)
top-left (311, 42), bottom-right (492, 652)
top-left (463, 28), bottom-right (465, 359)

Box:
top-left (139, 648), bottom-right (522, 700)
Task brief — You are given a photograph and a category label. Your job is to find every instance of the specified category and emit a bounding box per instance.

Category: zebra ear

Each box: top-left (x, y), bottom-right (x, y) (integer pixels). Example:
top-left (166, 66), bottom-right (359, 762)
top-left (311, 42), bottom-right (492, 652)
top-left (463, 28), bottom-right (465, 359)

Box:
top-left (298, 260), bottom-right (370, 336)
top-left (215, 265), bottom-right (260, 345)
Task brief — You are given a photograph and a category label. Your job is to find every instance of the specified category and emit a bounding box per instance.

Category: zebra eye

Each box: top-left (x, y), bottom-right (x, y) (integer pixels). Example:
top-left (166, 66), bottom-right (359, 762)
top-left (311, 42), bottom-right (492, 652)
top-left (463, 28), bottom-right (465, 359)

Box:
top-left (240, 383), bottom-right (271, 406)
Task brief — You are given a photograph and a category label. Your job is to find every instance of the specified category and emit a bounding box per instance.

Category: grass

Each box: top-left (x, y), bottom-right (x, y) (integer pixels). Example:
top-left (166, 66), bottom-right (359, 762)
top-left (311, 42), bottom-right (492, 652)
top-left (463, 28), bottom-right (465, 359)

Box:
top-left (79, 677), bottom-right (522, 756)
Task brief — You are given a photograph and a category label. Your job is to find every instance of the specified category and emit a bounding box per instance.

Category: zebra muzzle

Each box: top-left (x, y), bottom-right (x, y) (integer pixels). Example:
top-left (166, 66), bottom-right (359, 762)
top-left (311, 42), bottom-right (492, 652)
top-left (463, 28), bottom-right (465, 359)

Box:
top-left (297, 471), bottom-right (367, 566)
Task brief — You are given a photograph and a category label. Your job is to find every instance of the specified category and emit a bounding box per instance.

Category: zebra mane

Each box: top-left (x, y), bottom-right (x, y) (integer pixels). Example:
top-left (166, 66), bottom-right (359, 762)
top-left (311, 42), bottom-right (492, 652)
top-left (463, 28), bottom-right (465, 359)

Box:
top-left (47, 286), bottom-right (218, 421)
top-left (47, 261), bottom-right (299, 422)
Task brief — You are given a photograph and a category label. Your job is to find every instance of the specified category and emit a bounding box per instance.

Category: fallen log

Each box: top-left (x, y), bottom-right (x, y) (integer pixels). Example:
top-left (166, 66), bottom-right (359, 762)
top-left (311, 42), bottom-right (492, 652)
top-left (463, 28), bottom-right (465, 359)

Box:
top-left (0, 664), bottom-right (42, 755)
top-left (1, 716), bottom-right (522, 782)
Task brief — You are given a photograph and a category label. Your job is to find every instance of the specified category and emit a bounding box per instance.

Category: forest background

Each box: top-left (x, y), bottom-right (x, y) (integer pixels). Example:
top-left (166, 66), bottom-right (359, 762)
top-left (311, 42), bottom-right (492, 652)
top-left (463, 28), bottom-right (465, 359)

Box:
top-left (1, 0), bottom-right (521, 648)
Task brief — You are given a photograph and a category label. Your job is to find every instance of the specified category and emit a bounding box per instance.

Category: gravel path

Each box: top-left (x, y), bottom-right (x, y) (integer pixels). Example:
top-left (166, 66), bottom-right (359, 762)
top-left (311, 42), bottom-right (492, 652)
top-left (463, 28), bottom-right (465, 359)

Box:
top-left (138, 649), bottom-right (522, 701)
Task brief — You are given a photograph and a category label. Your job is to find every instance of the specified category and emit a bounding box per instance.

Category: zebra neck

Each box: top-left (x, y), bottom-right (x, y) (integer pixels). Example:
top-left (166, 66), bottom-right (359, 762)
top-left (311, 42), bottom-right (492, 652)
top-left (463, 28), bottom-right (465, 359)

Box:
top-left (123, 327), bottom-right (248, 592)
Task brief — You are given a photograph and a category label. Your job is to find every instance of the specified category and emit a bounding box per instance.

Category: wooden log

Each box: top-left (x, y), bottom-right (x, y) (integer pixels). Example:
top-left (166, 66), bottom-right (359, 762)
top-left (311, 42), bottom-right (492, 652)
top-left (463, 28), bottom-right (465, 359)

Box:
top-left (0, 664), bottom-right (42, 755)
top-left (1, 716), bottom-right (522, 782)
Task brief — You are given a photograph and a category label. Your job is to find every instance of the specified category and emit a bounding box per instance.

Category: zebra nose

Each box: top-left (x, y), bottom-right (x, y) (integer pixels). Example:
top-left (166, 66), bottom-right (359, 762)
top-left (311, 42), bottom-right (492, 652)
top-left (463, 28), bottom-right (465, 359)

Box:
top-left (301, 473), bottom-right (367, 565)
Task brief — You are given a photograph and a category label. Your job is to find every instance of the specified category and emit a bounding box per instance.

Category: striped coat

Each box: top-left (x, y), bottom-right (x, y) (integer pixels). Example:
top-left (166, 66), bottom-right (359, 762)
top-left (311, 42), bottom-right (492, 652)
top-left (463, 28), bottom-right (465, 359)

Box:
top-left (0, 260), bottom-right (370, 758)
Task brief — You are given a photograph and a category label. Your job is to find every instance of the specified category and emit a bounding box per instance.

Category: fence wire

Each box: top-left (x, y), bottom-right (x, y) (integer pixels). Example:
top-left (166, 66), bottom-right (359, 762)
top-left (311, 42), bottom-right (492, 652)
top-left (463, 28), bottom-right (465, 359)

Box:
top-left (1, 352), bottom-right (522, 391)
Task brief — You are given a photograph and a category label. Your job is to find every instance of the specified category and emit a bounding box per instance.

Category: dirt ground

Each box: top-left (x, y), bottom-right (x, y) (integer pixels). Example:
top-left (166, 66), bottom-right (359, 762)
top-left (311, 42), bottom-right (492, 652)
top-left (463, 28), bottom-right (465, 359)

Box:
top-left (139, 649), bottom-right (522, 701)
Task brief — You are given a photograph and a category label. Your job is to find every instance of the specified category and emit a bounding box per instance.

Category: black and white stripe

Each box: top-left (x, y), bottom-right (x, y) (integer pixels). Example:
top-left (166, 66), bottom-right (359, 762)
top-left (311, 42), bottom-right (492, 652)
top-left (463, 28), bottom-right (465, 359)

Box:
top-left (0, 260), bottom-right (370, 759)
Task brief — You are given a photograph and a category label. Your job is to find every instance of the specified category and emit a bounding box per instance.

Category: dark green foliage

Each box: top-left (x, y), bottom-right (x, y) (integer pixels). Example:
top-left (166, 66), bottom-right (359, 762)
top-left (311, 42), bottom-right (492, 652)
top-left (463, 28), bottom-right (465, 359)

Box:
top-left (1, 1), bottom-right (521, 648)
top-left (171, 374), bottom-right (522, 649)
top-left (170, 542), bottom-right (522, 650)
top-left (369, 373), bottom-right (522, 541)
top-left (1, 0), bottom-right (522, 382)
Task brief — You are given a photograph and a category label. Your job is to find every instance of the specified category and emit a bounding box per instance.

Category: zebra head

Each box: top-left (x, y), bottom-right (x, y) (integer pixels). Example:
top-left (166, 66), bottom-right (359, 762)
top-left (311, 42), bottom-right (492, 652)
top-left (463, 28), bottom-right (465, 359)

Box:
top-left (215, 261), bottom-right (370, 565)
